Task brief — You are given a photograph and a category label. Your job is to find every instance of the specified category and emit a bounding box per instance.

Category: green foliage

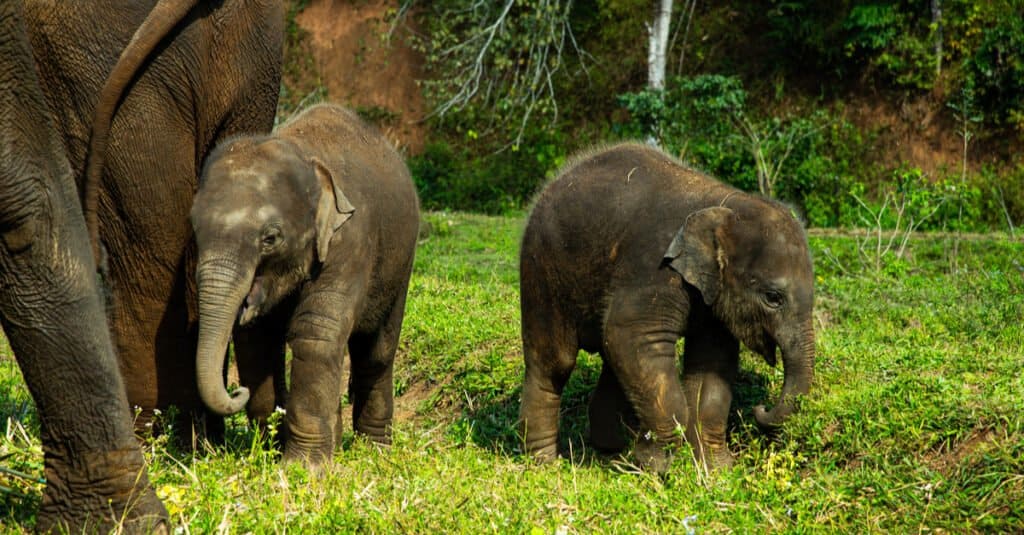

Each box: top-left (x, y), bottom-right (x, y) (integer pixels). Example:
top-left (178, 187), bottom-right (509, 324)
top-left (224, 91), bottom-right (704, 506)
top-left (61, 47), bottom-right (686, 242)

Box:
top-left (615, 74), bottom-right (883, 223)
top-left (398, 0), bottom-right (1021, 229)
top-left (841, 2), bottom-right (936, 89)
top-left (277, 0), bottom-right (322, 120)
top-left (616, 74), bottom-right (753, 188)
top-left (409, 128), bottom-right (566, 214)
top-left (962, 9), bottom-right (1024, 132)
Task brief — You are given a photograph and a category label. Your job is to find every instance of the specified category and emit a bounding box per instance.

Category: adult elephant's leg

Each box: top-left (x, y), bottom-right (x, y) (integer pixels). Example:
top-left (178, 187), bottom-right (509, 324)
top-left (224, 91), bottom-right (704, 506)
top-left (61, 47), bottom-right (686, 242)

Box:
top-left (681, 318), bottom-right (739, 469)
top-left (602, 290), bottom-right (688, 474)
top-left (348, 290), bottom-right (409, 444)
top-left (588, 363), bottom-right (636, 452)
top-left (0, 3), bottom-right (166, 530)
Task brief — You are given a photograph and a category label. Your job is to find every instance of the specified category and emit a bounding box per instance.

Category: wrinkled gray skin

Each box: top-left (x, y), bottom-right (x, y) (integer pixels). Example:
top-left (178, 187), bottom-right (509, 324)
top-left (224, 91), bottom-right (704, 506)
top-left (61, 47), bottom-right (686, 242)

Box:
top-left (0, 1), bottom-right (166, 531)
top-left (519, 142), bottom-right (815, 472)
top-left (191, 104), bottom-right (420, 465)
top-left (22, 0), bottom-right (284, 440)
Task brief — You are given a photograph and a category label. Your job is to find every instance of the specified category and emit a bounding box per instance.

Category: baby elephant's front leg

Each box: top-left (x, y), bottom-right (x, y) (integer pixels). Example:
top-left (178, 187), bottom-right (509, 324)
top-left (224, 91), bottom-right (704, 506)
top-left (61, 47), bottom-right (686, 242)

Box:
top-left (284, 310), bottom-right (351, 465)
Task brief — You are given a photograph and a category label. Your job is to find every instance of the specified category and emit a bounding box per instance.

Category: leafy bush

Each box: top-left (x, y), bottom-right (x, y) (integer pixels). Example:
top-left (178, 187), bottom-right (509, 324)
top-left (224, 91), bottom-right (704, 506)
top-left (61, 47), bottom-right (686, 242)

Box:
top-left (962, 12), bottom-right (1024, 132)
top-left (841, 2), bottom-right (936, 90)
top-left (616, 74), bottom-right (753, 189)
top-left (409, 129), bottom-right (567, 214)
top-left (616, 75), bottom-right (881, 225)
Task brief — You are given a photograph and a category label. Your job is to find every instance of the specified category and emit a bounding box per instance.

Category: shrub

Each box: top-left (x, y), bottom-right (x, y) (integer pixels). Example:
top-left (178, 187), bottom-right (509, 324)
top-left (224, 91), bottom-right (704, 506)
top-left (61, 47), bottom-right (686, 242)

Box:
top-left (616, 75), bottom-right (881, 225)
top-left (409, 129), bottom-right (567, 214)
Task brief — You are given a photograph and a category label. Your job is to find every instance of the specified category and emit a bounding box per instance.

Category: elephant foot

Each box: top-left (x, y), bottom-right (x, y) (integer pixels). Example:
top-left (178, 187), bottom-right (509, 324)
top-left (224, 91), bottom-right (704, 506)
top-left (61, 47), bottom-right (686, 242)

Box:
top-left (354, 419), bottom-right (392, 445)
top-left (524, 441), bottom-right (559, 463)
top-left (282, 434), bottom-right (334, 468)
top-left (633, 431), bottom-right (685, 475)
top-left (702, 444), bottom-right (735, 470)
top-left (37, 447), bottom-right (168, 534)
top-left (282, 448), bottom-right (331, 469)
top-left (686, 427), bottom-right (735, 471)
top-left (520, 420), bottom-right (560, 462)
top-left (633, 439), bottom-right (672, 475)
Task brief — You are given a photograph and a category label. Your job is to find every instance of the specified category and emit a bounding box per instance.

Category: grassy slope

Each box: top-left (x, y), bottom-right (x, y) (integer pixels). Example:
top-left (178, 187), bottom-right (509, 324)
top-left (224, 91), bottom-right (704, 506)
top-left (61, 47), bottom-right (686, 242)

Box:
top-left (1, 212), bottom-right (1022, 533)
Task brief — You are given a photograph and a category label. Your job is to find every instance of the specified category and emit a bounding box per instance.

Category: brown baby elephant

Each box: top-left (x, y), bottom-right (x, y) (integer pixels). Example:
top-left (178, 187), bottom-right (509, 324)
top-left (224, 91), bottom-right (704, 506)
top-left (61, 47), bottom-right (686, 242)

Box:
top-left (190, 103), bottom-right (419, 465)
top-left (519, 142), bottom-right (815, 472)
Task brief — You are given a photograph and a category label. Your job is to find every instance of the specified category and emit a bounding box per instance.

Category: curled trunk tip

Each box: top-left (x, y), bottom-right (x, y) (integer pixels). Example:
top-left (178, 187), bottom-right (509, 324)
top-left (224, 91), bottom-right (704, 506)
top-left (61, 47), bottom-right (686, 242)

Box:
top-left (753, 401), bottom-right (793, 429)
top-left (206, 386), bottom-right (250, 416)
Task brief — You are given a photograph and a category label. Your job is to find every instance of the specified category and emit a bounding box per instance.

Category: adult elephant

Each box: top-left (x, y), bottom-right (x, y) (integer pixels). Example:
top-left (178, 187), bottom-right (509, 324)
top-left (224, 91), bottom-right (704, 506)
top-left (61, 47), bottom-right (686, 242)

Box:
top-left (22, 0), bottom-right (285, 437)
top-left (0, 0), bottom-right (166, 531)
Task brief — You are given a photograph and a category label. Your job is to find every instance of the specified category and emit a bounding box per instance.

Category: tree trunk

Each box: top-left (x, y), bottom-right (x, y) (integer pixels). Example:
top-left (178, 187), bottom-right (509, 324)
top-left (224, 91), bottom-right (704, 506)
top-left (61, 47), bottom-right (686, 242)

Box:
top-left (932, 0), bottom-right (942, 77)
top-left (647, 0), bottom-right (673, 91)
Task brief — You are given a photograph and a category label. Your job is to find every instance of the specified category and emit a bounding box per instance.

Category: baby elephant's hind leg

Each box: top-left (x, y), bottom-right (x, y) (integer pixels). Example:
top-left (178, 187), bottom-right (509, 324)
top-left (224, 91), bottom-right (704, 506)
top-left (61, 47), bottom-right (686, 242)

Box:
top-left (519, 320), bottom-right (578, 462)
top-left (588, 363), bottom-right (638, 452)
top-left (682, 319), bottom-right (739, 469)
top-left (348, 294), bottom-right (408, 444)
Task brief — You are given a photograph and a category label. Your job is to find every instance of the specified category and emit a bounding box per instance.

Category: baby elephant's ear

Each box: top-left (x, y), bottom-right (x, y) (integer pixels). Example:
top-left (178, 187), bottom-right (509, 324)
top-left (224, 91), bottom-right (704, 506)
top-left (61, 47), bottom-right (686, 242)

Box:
top-left (313, 157), bottom-right (355, 263)
top-left (662, 206), bottom-right (733, 305)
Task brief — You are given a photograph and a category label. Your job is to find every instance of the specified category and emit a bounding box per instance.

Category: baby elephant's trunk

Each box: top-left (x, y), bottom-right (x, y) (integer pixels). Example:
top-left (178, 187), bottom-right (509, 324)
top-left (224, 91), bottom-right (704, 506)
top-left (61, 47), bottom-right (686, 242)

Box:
top-left (195, 256), bottom-right (254, 416)
top-left (754, 319), bottom-right (815, 428)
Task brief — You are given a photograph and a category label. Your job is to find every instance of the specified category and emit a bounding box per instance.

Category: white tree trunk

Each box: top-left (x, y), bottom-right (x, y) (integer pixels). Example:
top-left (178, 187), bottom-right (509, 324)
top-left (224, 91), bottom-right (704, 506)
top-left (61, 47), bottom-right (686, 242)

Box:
top-left (932, 0), bottom-right (942, 76)
top-left (648, 0), bottom-right (673, 90)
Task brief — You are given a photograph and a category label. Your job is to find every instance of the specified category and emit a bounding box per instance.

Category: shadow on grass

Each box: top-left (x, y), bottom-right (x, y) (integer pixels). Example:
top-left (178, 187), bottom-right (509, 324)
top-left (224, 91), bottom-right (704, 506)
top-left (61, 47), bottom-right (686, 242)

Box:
top-left (456, 350), bottom-right (778, 469)
top-left (452, 351), bottom-right (602, 464)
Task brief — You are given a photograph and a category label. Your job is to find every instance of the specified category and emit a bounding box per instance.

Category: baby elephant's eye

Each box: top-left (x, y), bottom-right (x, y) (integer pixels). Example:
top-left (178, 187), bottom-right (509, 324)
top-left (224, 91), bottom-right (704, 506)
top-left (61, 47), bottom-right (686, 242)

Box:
top-left (261, 228), bottom-right (282, 249)
top-left (764, 290), bottom-right (785, 308)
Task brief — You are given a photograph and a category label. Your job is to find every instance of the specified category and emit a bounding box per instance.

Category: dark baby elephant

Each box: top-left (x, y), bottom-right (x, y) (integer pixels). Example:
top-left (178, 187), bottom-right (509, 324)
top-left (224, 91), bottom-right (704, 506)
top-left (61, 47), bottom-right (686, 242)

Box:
top-left (519, 142), bottom-right (816, 472)
top-left (0, 1), bottom-right (165, 531)
top-left (190, 103), bottom-right (420, 465)
top-left (23, 0), bottom-right (284, 438)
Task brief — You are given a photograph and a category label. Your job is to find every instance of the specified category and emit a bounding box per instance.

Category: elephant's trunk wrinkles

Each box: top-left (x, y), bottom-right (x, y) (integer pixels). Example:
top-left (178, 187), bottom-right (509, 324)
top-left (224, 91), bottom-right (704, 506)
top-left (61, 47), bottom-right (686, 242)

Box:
top-left (195, 257), bottom-right (254, 416)
top-left (753, 319), bottom-right (815, 428)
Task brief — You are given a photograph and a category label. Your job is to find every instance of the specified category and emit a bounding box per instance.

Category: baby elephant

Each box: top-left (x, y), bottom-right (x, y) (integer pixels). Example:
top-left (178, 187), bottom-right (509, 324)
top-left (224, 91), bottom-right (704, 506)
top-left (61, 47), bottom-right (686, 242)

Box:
top-left (190, 103), bottom-right (419, 464)
top-left (519, 142), bottom-right (815, 472)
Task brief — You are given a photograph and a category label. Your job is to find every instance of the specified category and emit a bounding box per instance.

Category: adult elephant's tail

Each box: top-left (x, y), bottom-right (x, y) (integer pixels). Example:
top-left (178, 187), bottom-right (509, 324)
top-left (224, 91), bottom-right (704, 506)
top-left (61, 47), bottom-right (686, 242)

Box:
top-left (82, 0), bottom-right (200, 264)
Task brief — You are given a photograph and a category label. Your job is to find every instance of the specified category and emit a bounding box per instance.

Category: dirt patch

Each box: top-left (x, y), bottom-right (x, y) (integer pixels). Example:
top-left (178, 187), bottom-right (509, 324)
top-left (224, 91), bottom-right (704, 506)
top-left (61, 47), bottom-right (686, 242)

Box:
top-left (393, 378), bottom-right (443, 423)
top-left (924, 426), bottom-right (997, 475)
top-left (843, 90), bottom-right (1022, 179)
top-left (294, 0), bottom-right (427, 154)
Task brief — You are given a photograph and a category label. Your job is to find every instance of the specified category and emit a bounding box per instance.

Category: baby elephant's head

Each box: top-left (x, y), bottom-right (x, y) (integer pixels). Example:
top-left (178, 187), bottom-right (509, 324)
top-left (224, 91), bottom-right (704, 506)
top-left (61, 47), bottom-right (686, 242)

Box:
top-left (190, 137), bottom-right (353, 416)
top-left (663, 200), bottom-right (815, 430)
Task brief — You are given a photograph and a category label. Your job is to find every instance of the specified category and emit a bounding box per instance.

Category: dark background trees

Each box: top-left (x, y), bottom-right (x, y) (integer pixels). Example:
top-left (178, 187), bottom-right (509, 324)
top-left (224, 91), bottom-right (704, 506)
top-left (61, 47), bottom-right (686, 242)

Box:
top-left (289, 0), bottom-right (1023, 230)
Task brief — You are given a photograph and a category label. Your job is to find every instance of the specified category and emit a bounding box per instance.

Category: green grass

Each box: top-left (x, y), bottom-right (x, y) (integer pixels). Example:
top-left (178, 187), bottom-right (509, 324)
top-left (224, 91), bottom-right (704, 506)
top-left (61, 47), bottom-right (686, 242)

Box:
top-left (2, 213), bottom-right (1022, 532)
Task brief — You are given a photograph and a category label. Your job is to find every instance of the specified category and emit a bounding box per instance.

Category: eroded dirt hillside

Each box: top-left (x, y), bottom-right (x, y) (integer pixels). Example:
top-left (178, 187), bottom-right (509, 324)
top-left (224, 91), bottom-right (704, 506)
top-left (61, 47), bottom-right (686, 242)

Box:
top-left (288, 0), bottom-right (426, 154)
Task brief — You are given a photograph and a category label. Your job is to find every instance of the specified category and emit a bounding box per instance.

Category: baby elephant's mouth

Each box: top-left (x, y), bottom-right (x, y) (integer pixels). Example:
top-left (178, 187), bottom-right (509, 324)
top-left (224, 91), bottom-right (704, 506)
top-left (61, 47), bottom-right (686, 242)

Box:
top-left (756, 332), bottom-right (779, 367)
top-left (238, 276), bottom-right (265, 326)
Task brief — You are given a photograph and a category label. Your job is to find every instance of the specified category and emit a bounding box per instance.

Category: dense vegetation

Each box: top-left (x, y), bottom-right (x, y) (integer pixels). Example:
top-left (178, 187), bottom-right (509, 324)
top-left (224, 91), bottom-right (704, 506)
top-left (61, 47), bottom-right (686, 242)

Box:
top-left (403, 1), bottom-right (1023, 230)
top-left (2, 212), bottom-right (1022, 531)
